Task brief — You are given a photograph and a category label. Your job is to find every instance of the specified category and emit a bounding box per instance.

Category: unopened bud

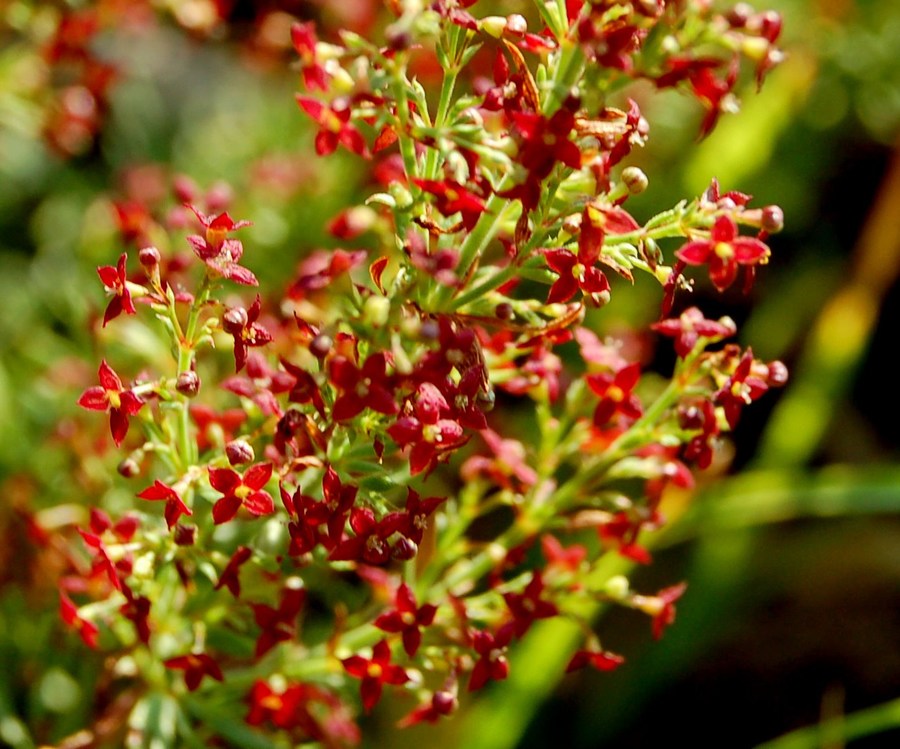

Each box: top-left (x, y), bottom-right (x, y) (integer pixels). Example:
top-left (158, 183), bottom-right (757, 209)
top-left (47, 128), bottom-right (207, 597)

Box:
top-left (495, 302), bottom-right (514, 321)
top-left (765, 360), bottom-right (789, 388)
top-left (755, 10), bottom-right (783, 43)
top-left (480, 15), bottom-right (507, 38)
top-left (309, 333), bottom-right (333, 360)
top-left (174, 524), bottom-right (196, 546)
top-left (505, 14), bottom-right (528, 36)
top-left (138, 246), bottom-right (161, 268)
top-left (392, 537), bottom-right (418, 561)
top-left (176, 370), bottom-right (200, 397)
top-left (363, 294), bottom-right (391, 328)
top-left (433, 690), bottom-right (458, 715)
top-left (622, 166), bottom-right (649, 195)
top-left (223, 306), bottom-right (248, 335)
top-left (761, 205), bottom-right (784, 234)
top-left (605, 575), bottom-right (630, 599)
top-left (726, 2), bottom-right (753, 27)
top-left (117, 457), bottom-right (141, 478)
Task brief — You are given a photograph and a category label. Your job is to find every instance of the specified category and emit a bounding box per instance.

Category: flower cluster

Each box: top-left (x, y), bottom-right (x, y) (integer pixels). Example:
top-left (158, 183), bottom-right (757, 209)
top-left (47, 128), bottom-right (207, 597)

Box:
top-left (57, 0), bottom-right (787, 744)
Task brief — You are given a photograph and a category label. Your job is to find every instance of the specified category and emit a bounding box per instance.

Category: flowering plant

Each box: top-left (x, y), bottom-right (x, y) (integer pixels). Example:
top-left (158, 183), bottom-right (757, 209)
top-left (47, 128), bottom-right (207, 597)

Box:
top-left (60, 0), bottom-right (787, 744)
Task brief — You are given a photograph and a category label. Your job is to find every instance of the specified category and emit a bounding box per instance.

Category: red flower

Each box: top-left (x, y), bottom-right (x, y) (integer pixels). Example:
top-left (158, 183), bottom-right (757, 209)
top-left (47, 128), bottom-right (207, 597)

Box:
top-left (97, 252), bottom-right (136, 326)
top-left (715, 348), bottom-right (770, 429)
top-left (328, 507), bottom-right (394, 565)
top-left (77, 360), bottom-right (144, 446)
top-left (296, 96), bottom-right (370, 158)
top-left (374, 583), bottom-right (437, 657)
top-left (398, 689), bottom-right (458, 727)
top-left (209, 462), bottom-right (274, 524)
top-left (565, 649), bottom-right (625, 673)
top-left (251, 584), bottom-right (306, 657)
top-left (413, 178), bottom-right (486, 231)
top-left (214, 545), bottom-right (253, 597)
top-left (503, 572), bottom-right (558, 638)
top-left (342, 639), bottom-right (410, 712)
top-left (676, 214), bottom-right (770, 292)
top-left (643, 582), bottom-right (687, 640)
top-left (381, 488), bottom-right (445, 546)
top-left (222, 295), bottom-right (273, 373)
top-left (543, 247), bottom-right (611, 305)
top-left (291, 22), bottom-right (330, 92)
top-left (164, 652), bottom-right (224, 691)
top-left (328, 352), bottom-right (398, 422)
top-left (468, 627), bottom-right (513, 691)
top-left (587, 362), bottom-right (642, 427)
top-left (186, 205), bottom-right (257, 286)
top-left (388, 383), bottom-right (466, 475)
top-left (651, 306), bottom-right (736, 358)
top-left (137, 480), bottom-right (192, 529)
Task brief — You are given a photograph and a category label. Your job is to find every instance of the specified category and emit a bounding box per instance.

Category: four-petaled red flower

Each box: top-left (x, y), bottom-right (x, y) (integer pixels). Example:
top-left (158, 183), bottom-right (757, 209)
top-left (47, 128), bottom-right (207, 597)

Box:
top-left (223, 295), bottom-right (273, 373)
top-left (78, 360), bottom-right (144, 446)
top-left (137, 479), bottom-right (192, 529)
top-left (468, 626), bottom-right (513, 691)
top-left (676, 214), bottom-right (770, 292)
top-left (651, 306), bottom-right (737, 358)
top-left (342, 639), bottom-right (410, 712)
top-left (587, 362), bottom-right (643, 427)
top-left (388, 382), bottom-right (466, 475)
top-left (374, 583), bottom-right (437, 657)
top-left (413, 178), bottom-right (486, 231)
top-left (251, 583), bottom-right (305, 657)
top-left (715, 348), bottom-right (770, 429)
top-left (296, 96), bottom-right (370, 158)
top-left (503, 572), bottom-right (558, 638)
top-left (186, 205), bottom-right (257, 286)
top-left (565, 648), bottom-right (625, 673)
top-left (209, 462), bottom-right (274, 524)
top-left (543, 247), bottom-right (611, 305)
top-left (214, 545), bottom-right (253, 597)
top-left (329, 352), bottom-right (398, 422)
top-left (644, 582), bottom-right (687, 640)
top-left (164, 652), bottom-right (224, 691)
top-left (291, 22), bottom-right (330, 92)
top-left (97, 252), bottom-right (136, 326)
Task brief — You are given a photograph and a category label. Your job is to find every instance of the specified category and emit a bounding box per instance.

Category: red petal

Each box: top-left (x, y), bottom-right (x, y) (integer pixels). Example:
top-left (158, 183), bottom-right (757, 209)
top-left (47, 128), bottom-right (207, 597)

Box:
top-left (78, 386), bottom-right (108, 411)
top-left (98, 360), bottom-right (122, 391)
top-left (244, 490), bottom-right (275, 516)
top-left (243, 462), bottom-right (273, 490)
top-left (675, 240), bottom-right (712, 265)
top-left (212, 494), bottom-right (242, 525)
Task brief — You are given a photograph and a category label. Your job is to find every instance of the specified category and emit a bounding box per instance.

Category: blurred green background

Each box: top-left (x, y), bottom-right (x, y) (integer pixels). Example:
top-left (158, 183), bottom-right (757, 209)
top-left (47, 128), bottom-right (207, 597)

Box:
top-left (1, 1), bottom-right (899, 747)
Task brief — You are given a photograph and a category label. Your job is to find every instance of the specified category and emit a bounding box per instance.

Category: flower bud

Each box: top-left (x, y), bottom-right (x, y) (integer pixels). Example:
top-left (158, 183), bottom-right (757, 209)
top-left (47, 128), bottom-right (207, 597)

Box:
top-left (495, 302), bottom-right (514, 321)
top-left (480, 15), bottom-right (507, 38)
top-left (433, 690), bottom-right (458, 715)
top-left (726, 2), bottom-right (753, 27)
top-left (174, 524), bottom-right (196, 546)
top-left (605, 575), bottom-right (630, 599)
top-left (309, 333), bottom-right (333, 360)
top-left (765, 360), bottom-right (789, 388)
top-left (505, 14), bottom-right (528, 36)
top-left (222, 306), bottom-right (248, 335)
top-left (363, 294), bottom-right (391, 328)
top-left (622, 166), bottom-right (649, 195)
top-left (761, 205), bottom-right (784, 234)
top-left (225, 439), bottom-right (255, 465)
top-left (392, 537), bottom-right (418, 561)
top-left (117, 456), bottom-right (141, 478)
top-left (175, 370), bottom-right (201, 397)
top-left (138, 246), bottom-right (161, 268)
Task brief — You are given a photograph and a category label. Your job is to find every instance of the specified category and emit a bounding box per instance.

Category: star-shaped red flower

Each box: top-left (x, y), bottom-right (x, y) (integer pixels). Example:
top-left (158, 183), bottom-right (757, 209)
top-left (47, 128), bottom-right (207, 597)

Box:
top-left (78, 360), bottom-right (144, 446)
top-left (675, 215), bottom-right (770, 292)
